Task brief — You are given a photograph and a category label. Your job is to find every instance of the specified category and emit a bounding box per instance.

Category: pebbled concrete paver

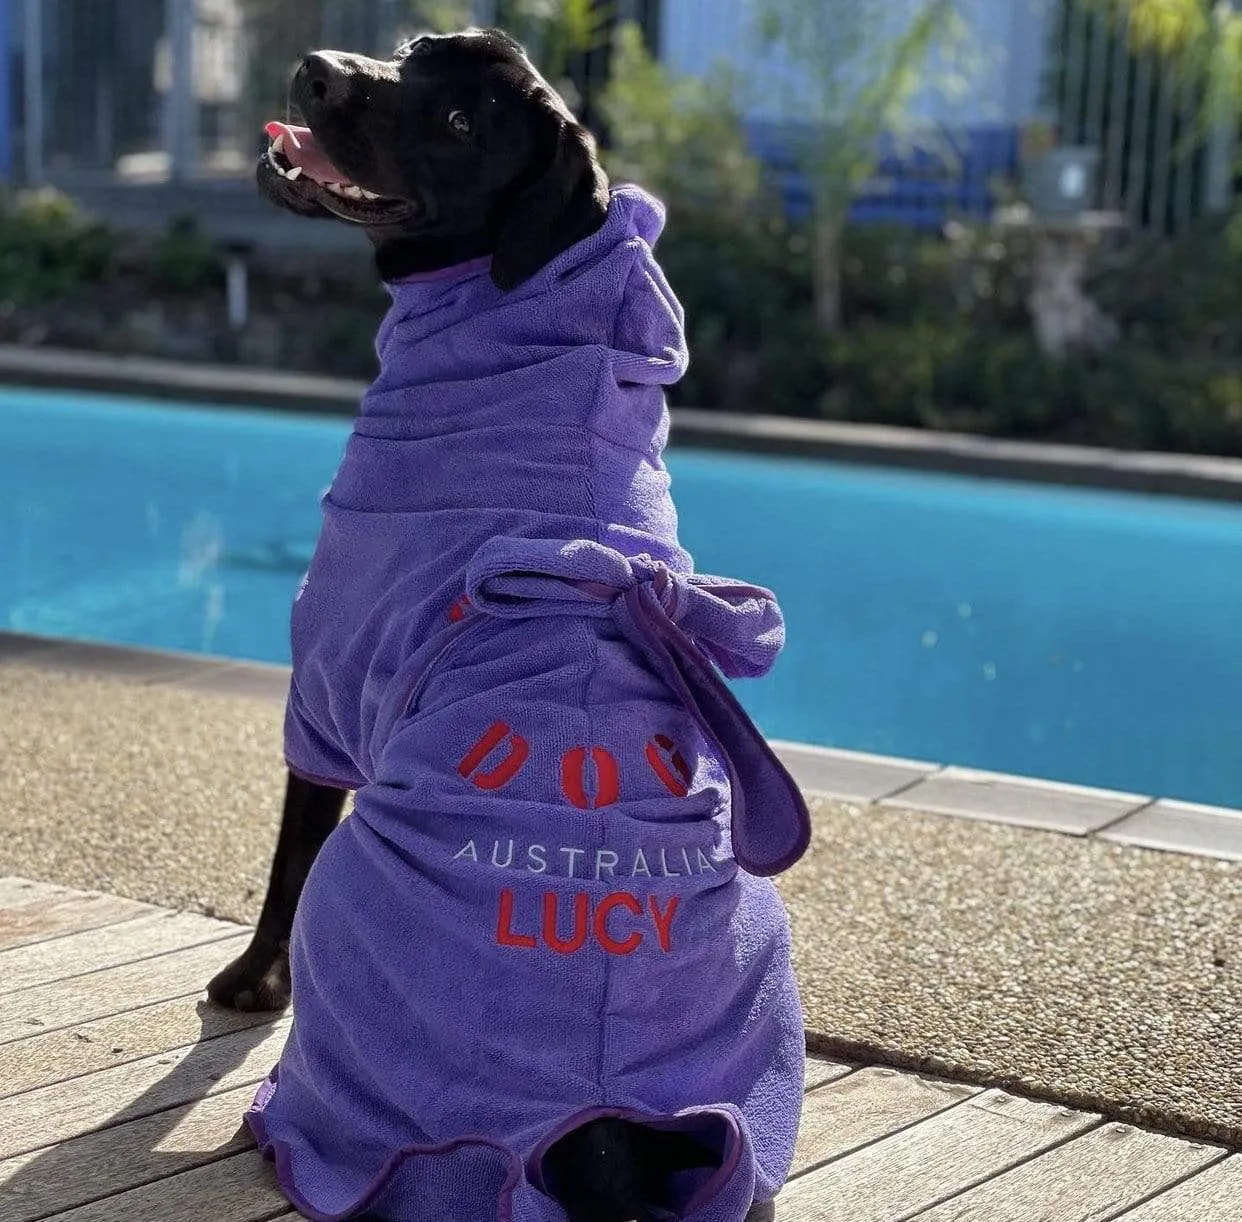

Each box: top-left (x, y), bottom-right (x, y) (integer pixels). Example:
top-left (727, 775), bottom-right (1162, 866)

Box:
top-left (1, 660), bottom-right (1239, 1147)
top-left (787, 798), bottom-right (1241, 1146)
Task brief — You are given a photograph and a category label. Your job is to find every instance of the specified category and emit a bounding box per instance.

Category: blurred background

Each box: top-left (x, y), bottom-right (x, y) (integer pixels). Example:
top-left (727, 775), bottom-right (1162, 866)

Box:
top-left (1, 2), bottom-right (1241, 805)
top-left (0, 0), bottom-right (1238, 453)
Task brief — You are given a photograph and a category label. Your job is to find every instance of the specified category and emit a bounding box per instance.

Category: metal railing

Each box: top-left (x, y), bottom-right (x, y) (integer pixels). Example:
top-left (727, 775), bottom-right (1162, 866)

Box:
top-left (3, 0), bottom-right (656, 185)
top-left (4, 0), bottom-right (494, 185)
top-left (1049, 0), bottom-right (1238, 232)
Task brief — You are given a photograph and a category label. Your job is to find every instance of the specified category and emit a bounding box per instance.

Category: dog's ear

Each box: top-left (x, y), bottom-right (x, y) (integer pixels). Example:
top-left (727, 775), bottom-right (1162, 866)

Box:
top-left (490, 112), bottom-right (610, 292)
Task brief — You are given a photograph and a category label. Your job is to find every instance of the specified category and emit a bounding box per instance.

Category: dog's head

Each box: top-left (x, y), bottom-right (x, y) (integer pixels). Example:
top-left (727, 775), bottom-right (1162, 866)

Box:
top-left (259, 28), bottom-right (610, 290)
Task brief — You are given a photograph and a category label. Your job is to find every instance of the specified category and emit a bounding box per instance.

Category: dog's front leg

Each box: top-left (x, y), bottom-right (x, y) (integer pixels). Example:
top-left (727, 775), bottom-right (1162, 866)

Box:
top-left (207, 770), bottom-right (347, 1011)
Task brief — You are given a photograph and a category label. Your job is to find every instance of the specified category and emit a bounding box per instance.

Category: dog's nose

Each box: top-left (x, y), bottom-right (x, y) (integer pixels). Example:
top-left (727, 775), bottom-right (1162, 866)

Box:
top-left (298, 52), bottom-right (351, 108)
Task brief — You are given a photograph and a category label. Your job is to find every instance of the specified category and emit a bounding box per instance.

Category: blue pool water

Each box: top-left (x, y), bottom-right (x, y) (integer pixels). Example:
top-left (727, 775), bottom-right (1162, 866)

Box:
top-left (3, 386), bottom-right (1241, 807)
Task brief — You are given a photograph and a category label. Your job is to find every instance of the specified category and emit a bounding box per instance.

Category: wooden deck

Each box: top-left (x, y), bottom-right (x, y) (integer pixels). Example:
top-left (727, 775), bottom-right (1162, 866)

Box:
top-left (0, 876), bottom-right (1237, 1222)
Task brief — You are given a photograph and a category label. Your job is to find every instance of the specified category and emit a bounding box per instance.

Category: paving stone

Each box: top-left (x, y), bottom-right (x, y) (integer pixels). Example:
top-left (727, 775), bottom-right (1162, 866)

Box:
top-left (884, 765), bottom-right (1151, 835)
top-left (1100, 800), bottom-right (1242, 862)
top-left (772, 741), bottom-right (937, 804)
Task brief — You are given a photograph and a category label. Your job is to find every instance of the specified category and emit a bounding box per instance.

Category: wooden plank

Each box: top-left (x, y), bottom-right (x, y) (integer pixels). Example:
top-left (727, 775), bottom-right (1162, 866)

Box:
top-left (0, 993), bottom-right (277, 1099)
top-left (1115, 1157), bottom-right (1242, 1221)
top-left (0, 934), bottom-right (250, 1043)
top-left (0, 892), bottom-right (155, 953)
top-left (0, 911), bottom-right (243, 995)
top-left (0, 880), bottom-right (74, 908)
top-left (38, 1149), bottom-right (289, 1222)
top-left (804, 1055), bottom-right (854, 1093)
top-left (778, 1090), bottom-right (1099, 1221)
top-left (0, 1083), bottom-right (258, 1222)
top-left (793, 1067), bottom-right (977, 1177)
top-left (915, 1121), bottom-right (1225, 1221)
top-left (0, 1017), bottom-right (289, 1158)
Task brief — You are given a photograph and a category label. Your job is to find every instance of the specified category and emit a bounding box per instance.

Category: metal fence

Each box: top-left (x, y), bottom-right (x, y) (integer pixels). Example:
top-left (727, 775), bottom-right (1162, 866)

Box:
top-left (4, 0), bottom-right (502, 184)
top-left (10, 0), bottom-right (243, 183)
top-left (1048, 0), bottom-right (1238, 232)
top-left (2, 0), bottom-right (659, 186)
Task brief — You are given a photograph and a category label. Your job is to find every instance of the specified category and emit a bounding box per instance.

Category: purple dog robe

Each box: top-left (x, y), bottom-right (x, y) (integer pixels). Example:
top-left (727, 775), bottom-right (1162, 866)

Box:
top-left (247, 186), bottom-right (811, 1222)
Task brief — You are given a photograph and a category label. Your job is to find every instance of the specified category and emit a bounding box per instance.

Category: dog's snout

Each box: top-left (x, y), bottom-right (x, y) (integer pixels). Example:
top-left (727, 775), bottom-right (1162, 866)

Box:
top-left (299, 52), bottom-right (350, 108)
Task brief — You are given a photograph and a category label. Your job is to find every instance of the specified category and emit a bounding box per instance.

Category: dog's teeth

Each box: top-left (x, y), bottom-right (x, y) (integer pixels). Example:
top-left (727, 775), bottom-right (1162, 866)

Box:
top-left (285, 166), bottom-right (303, 181)
top-left (344, 185), bottom-right (365, 200)
top-left (325, 182), bottom-right (344, 195)
top-left (359, 188), bottom-right (380, 201)
top-left (271, 133), bottom-right (285, 154)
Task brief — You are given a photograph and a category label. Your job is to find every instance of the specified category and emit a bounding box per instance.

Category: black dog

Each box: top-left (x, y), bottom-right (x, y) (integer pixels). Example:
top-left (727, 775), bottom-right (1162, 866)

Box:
top-left (208, 29), bottom-right (782, 1222)
top-left (208, 28), bottom-right (610, 1015)
top-left (250, 29), bottom-right (609, 287)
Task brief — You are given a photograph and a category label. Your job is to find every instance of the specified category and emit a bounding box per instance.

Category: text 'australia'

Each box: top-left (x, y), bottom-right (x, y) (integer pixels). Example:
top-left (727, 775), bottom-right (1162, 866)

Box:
top-left (453, 839), bottom-right (720, 879)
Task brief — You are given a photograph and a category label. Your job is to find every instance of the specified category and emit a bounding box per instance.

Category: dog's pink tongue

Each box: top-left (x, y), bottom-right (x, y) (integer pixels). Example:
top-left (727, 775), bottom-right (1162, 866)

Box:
top-left (264, 122), bottom-right (351, 185)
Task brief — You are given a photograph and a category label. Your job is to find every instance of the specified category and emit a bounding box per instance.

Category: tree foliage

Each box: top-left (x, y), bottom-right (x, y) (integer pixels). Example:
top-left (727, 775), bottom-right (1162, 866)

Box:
top-left (1078, 0), bottom-right (1242, 121)
top-left (598, 24), bottom-right (762, 217)
top-left (1076, 0), bottom-right (1241, 240)
top-left (750, 0), bottom-right (972, 331)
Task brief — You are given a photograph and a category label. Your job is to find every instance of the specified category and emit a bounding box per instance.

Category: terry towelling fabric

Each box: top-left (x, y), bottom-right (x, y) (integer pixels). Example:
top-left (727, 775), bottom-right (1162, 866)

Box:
top-left (247, 186), bottom-right (812, 1222)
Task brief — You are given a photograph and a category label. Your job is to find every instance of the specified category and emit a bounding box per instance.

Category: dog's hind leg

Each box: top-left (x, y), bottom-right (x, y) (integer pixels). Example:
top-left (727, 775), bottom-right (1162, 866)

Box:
top-left (207, 770), bottom-right (347, 1011)
top-left (542, 1116), bottom-right (775, 1222)
top-left (542, 1118), bottom-right (653, 1222)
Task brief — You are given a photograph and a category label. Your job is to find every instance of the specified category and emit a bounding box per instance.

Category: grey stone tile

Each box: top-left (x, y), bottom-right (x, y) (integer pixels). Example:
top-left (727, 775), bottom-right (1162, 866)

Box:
top-left (11, 638), bottom-right (218, 684)
top-left (884, 766), bottom-right (1151, 835)
top-left (172, 661), bottom-right (291, 703)
top-left (1099, 800), bottom-right (1242, 862)
top-left (772, 740), bottom-right (938, 804)
top-left (0, 631), bottom-right (63, 662)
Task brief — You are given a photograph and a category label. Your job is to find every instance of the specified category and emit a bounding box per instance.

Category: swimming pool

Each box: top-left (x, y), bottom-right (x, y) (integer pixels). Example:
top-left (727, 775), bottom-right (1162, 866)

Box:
top-left (3, 385), bottom-right (1241, 808)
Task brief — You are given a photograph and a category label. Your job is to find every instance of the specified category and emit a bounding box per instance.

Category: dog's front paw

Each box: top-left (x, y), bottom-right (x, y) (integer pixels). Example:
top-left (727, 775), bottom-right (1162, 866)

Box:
top-left (206, 938), bottom-right (291, 1011)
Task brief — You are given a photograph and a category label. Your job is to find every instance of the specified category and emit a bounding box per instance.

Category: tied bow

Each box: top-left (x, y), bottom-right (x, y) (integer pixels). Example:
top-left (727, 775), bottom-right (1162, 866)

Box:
top-left (465, 538), bottom-right (811, 876)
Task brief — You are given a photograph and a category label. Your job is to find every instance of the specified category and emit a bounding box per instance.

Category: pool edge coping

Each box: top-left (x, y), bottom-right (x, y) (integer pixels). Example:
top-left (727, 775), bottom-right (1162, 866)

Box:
top-left (3, 629), bottom-right (1239, 865)
top-left (4, 343), bottom-right (1242, 501)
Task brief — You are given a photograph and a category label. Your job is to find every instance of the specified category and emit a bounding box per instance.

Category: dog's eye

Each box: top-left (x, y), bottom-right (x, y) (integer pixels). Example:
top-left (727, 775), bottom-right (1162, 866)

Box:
top-left (448, 110), bottom-right (472, 136)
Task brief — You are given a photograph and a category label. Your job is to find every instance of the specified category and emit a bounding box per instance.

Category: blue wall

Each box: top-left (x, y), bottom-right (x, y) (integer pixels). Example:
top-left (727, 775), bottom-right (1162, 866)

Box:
top-left (0, 0), bottom-right (12, 179)
top-left (658, 0), bottom-right (1049, 226)
top-left (659, 0), bottom-right (1052, 126)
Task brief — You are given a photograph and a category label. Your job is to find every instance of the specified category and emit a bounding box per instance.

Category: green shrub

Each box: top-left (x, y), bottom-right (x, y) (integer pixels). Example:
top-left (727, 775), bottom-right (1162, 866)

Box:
top-left (600, 23), bottom-right (763, 218)
top-left (1074, 348), bottom-right (1242, 455)
top-left (0, 188), bottom-right (119, 305)
top-left (817, 321), bottom-right (1242, 456)
top-left (1089, 213), bottom-right (1242, 359)
top-left (655, 207), bottom-right (820, 413)
top-left (819, 320), bottom-right (1063, 434)
top-left (150, 216), bottom-right (225, 295)
top-left (1, 106), bottom-right (1238, 459)
top-left (839, 226), bottom-right (958, 325)
top-left (654, 184), bottom-right (1242, 457)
